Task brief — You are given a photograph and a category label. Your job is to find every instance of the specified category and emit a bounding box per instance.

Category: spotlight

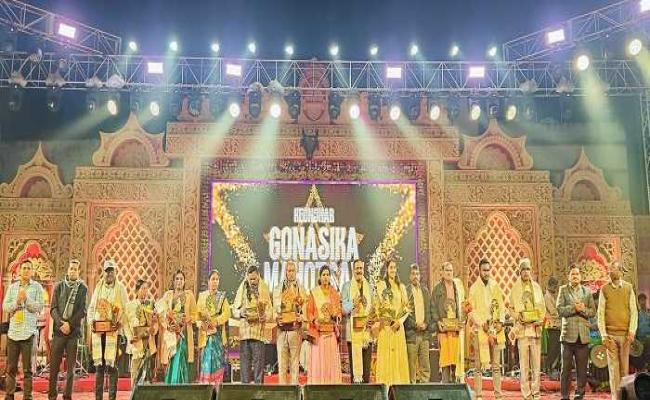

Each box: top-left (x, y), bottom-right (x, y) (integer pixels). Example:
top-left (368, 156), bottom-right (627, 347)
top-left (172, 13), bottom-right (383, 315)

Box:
top-left (469, 102), bottom-right (481, 121)
top-left (247, 41), bottom-right (256, 54)
top-left (575, 54), bottom-right (590, 71)
top-left (8, 85), bottom-right (23, 112)
top-left (57, 22), bottom-right (76, 39)
top-left (247, 87), bottom-right (262, 118)
top-left (450, 44), bottom-right (460, 57)
top-left (169, 41), bottom-right (178, 52)
top-left (389, 104), bottom-right (401, 121)
top-left (149, 100), bottom-right (160, 117)
top-left (429, 102), bottom-right (441, 121)
top-left (386, 66), bottom-right (402, 79)
top-left (469, 66), bottom-right (486, 79)
top-left (107, 98), bottom-right (119, 116)
top-left (487, 46), bottom-right (498, 58)
top-left (329, 44), bottom-right (339, 57)
top-left (285, 90), bottom-right (301, 119)
top-left (505, 104), bottom-right (517, 121)
top-left (642, 0), bottom-right (650, 13)
top-left (86, 92), bottom-right (98, 112)
top-left (147, 62), bottom-right (164, 74)
top-left (369, 45), bottom-right (379, 57)
top-left (409, 44), bottom-right (419, 57)
top-left (211, 42), bottom-right (220, 53)
top-left (628, 38), bottom-right (643, 56)
top-left (349, 103), bottom-right (360, 120)
top-left (228, 102), bottom-right (241, 118)
top-left (285, 44), bottom-right (294, 57)
top-left (226, 63), bottom-right (242, 77)
top-left (547, 28), bottom-right (565, 45)
top-left (46, 88), bottom-right (62, 112)
top-left (128, 41), bottom-right (138, 52)
top-left (270, 102), bottom-right (281, 118)
top-left (328, 92), bottom-right (343, 120)
top-left (368, 93), bottom-right (381, 121)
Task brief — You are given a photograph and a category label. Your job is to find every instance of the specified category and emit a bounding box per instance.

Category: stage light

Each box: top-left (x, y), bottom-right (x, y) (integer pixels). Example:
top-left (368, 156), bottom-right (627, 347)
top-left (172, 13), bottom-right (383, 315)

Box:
top-left (46, 88), bottom-right (62, 112)
top-left (226, 63), bottom-right (242, 77)
top-left (86, 92), bottom-right (98, 112)
top-left (228, 102), bottom-right (241, 118)
top-left (248, 87), bottom-right (262, 118)
top-left (470, 102), bottom-right (481, 121)
top-left (368, 93), bottom-right (381, 121)
top-left (329, 44), bottom-right (339, 57)
top-left (328, 92), bottom-right (343, 120)
top-left (8, 85), bottom-right (23, 112)
top-left (487, 46), bottom-right (498, 58)
top-left (575, 54), bottom-right (590, 71)
top-left (642, 0), bottom-right (650, 13)
top-left (429, 103), bottom-right (441, 121)
top-left (285, 89), bottom-right (301, 119)
top-left (547, 28), bottom-right (565, 45)
top-left (469, 65), bottom-right (486, 79)
top-left (386, 66), bottom-right (402, 79)
top-left (349, 103), bottom-right (360, 120)
top-left (57, 22), bottom-right (76, 39)
top-left (247, 41), bottom-right (256, 54)
top-left (211, 42), bottom-right (220, 54)
top-left (389, 104), bottom-right (401, 121)
top-left (628, 38), bottom-right (643, 56)
top-left (409, 44), bottom-right (419, 57)
top-left (269, 102), bottom-right (282, 118)
top-left (128, 41), bottom-right (138, 52)
top-left (169, 41), bottom-right (178, 52)
top-left (107, 98), bottom-right (118, 116)
top-left (285, 44), bottom-right (294, 57)
top-left (369, 45), bottom-right (379, 57)
top-left (506, 104), bottom-right (517, 121)
top-left (450, 44), bottom-right (460, 57)
top-left (149, 101), bottom-right (160, 117)
top-left (147, 62), bottom-right (164, 74)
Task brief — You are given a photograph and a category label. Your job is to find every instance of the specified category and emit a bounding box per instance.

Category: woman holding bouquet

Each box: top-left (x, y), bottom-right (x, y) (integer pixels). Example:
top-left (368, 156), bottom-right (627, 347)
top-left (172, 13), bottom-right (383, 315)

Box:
top-left (157, 270), bottom-right (197, 383)
top-left (306, 265), bottom-right (342, 383)
top-left (373, 259), bottom-right (410, 386)
top-left (125, 278), bottom-right (158, 385)
top-left (196, 270), bottom-right (231, 384)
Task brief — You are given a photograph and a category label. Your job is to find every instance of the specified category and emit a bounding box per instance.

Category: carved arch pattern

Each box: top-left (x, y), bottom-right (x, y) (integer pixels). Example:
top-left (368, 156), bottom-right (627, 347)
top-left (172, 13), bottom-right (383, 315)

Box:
top-left (555, 148), bottom-right (621, 201)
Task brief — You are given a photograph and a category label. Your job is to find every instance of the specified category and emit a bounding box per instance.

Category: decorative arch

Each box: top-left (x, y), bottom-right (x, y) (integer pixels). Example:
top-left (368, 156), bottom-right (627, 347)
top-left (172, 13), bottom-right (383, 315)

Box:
top-left (0, 143), bottom-right (72, 199)
top-left (91, 210), bottom-right (164, 298)
top-left (458, 118), bottom-right (533, 170)
top-left (555, 148), bottom-right (621, 201)
top-left (466, 211), bottom-right (534, 299)
top-left (91, 112), bottom-right (170, 167)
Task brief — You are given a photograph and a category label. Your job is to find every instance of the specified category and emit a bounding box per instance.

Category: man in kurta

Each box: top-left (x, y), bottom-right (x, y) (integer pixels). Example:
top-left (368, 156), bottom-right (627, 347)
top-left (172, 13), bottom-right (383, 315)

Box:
top-left (341, 259), bottom-right (373, 383)
top-left (88, 260), bottom-right (128, 400)
top-left (404, 264), bottom-right (433, 383)
top-left (431, 261), bottom-right (466, 383)
top-left (597, 260), bottom-right (638, 400)
top-left (233, 265), bottom-right (272, 384)
top-left (272, 260), bottom-right (306, 384)
top-left (543, 276), bottom-right (561, 376)
top-left (510, 258), bottom-right (546, 400)
top-left (557, 266), bottom-right (595, 400)
top-left (468, 259), bottom-right (505, 400)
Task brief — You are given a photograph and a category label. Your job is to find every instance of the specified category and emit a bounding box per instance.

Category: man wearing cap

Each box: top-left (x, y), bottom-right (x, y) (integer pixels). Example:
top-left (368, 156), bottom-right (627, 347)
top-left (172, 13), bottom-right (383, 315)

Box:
top-left (48, 259), bottom-right (88, 400)
top-left (510, 258), bottom-right (546, 400)
top-left (88, 260), bottom-right (128, 400)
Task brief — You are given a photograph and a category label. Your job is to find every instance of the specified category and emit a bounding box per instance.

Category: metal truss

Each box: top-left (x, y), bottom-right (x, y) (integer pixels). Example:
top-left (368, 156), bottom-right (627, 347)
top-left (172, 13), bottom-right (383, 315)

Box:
top-left (641, 89), bottom-right (650, 212)
top-left (0, 52), bottom-right (648, 96)
top-left (0, 0), bottom-right (121, 55)
top-left (503, 0), bottom-right (650, 61)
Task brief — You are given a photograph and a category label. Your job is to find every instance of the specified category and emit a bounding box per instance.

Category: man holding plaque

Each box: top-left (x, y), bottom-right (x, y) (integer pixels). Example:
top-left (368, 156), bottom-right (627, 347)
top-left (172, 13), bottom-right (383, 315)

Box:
top-left (557, 266), bottom-right (595, 400)
top-left (509, 258), bottom-right (546, 400)
top-left (431, 261), bottom-right (466, 383)
top-left (404, 264), bottom-right (433, 383)
top-left (3, 260), bottom-right (44, 400)
top-left (597, 261), bottom-right (638, 400)
top-left (233, 265), bottom-right (271, 384)
top-left (88, 260), bottom-right (128, 400)
top-left (48, 259), bottom-right (87, 400)
top-left (468, 259), bottom-right (505, 400)
top-left (272, 260), bottom-right (306, 384)
top-left (341, 259), bottom-right (373, 383)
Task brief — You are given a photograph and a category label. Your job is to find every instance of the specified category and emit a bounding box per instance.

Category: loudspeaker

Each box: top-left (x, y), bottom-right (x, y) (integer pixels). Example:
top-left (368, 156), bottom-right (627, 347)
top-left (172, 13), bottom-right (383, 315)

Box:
top-left (619, 372), bottom-right (650, 400)
top-left (388, 383), bottom-right (472, 400)
top-left (428, 348), bottom-right (440, 382)
top-left (131, 384), bottom-right (216, 400)
top-left (303, 384), bottom-right (387, 400)
top-left (216, 384), bottom-right (300, 400)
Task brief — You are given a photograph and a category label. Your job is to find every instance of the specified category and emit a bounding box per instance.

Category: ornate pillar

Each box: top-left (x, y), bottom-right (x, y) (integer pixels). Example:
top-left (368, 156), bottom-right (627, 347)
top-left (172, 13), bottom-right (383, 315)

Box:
top-left (427, 160), bottom-right (445, 287)
top-left (180, 157), bottom-right (201, 292)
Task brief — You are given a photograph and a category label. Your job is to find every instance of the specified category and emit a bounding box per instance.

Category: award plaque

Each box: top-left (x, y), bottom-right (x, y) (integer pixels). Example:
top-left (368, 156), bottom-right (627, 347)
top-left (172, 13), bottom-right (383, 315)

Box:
top-left (521, 310), bottom-right (541, 323)
top-left (318, 322), bottom-right (334, 333)
top-left (441, 318), bottom-right (460, 331)
top-left (133, 325), bottom-right (149, 339)
top-left (93, 320), bottom-right (114, 333)
top-left (352, 316), bottom-right (368, 330)
top-left (280, 311), bottom-right (298, 326)
top-left (245, 306), bottom-right (259, 322)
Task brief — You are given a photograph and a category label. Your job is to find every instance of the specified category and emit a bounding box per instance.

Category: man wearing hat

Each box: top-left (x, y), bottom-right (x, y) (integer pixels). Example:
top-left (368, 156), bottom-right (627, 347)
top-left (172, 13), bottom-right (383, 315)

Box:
top-left (88, 260), bottom-right (128, 400)
top-left (510, 258), bottom-right (546, 400)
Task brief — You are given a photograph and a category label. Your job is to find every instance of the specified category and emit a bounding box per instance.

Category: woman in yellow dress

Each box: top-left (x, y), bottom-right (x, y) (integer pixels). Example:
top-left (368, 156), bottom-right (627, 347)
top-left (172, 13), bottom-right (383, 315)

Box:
top-left (373, 259), bottom-right (410, 386)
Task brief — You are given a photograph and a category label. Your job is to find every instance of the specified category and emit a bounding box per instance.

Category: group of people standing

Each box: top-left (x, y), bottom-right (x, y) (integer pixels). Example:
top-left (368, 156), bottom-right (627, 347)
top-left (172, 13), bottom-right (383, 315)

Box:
top-left (0, 255), bottom-right (640, 400)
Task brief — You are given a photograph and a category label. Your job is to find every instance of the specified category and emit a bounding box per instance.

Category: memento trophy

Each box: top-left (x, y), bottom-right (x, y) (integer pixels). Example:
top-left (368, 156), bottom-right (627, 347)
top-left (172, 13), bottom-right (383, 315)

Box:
top-left (441, 298), bottom-right (460, 332)
top-left (94, 298), bottom-right (120, 333)
top-left (520, 290), bottom-right (541, 323)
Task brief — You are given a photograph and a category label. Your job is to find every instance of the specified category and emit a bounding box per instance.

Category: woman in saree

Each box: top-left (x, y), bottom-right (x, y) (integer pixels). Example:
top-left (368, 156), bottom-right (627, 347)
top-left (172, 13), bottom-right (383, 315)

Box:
top-left (306, 265), bottom-right (343, 383)
top-left (373, 259), bottom-right (410, 386)
top-left (157, 270), bottom-right (197, 383)
top-left (196, 270), bottom-right (231, 384)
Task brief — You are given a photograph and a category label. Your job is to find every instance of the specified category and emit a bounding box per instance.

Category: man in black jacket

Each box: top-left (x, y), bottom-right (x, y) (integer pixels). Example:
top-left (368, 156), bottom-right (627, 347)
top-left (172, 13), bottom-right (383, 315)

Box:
top-left (404, 264), bottom-right (434, 383)
top-left (48, 259), bottom-right (87, 400)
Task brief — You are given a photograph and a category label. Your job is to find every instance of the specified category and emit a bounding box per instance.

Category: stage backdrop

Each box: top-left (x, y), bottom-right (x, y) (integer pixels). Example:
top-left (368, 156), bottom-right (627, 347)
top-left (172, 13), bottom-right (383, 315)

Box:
top-left (209, 180), bottom-right (417, 296)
